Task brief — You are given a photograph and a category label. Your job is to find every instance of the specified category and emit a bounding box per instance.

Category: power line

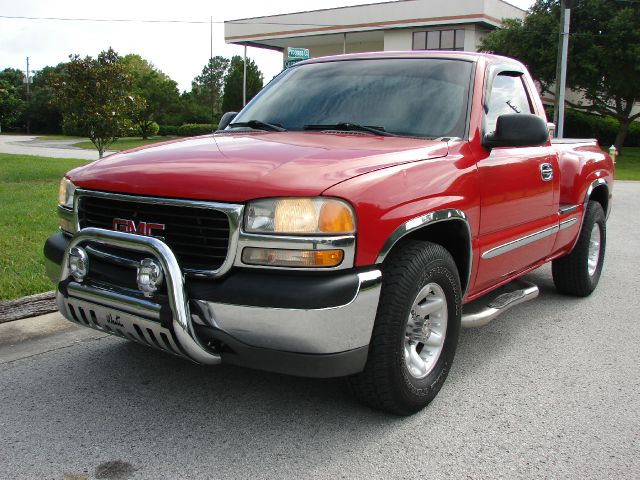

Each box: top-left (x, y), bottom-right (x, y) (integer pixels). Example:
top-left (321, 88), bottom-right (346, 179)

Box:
top-left (0, 14), bottom-right (346, 27)
top-left (0, 14), bottom-right (209, 24)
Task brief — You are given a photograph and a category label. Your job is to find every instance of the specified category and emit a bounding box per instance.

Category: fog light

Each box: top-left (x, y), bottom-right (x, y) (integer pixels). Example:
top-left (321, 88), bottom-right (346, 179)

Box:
top-left (137, 258), bottom-right (163, 297)
top-left (68, 246), bottom-right (89, 282)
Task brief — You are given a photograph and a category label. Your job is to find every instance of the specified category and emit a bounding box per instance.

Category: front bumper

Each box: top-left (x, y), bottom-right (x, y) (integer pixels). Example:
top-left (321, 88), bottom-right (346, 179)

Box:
top-left (45, 230), bottom-right (382, 377)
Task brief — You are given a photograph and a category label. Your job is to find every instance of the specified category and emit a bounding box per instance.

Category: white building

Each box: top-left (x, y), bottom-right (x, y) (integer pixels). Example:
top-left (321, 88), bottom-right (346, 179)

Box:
top-left (224, 0), bottom-right (525, 59)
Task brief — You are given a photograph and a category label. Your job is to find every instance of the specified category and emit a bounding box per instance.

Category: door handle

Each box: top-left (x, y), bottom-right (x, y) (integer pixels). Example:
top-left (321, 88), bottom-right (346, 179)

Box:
top-left (540, 163), bottom-right (553, 182)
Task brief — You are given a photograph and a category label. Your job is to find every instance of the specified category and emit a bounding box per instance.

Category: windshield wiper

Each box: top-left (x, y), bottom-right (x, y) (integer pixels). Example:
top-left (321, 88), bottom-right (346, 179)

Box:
top-left (303, 123), bottom-right (397, 137)
top-left (229, 120), bottom-right (286, 132)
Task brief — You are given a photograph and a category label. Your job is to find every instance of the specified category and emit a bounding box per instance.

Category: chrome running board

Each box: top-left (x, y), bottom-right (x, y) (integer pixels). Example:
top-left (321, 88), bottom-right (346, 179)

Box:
top-left (461, 280), bottom-right (539, 328)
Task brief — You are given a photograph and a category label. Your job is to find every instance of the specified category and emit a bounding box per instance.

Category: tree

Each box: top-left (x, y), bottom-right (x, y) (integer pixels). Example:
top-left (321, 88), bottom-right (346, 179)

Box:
top-left (176, 90), bottom-right (213, 125)
top-left (192, 56), bottom-right (230, 123)
top-left (0, 68), bottom-right (25, 90)
top-left (0, 68), bottom-right (26, 131)
top-left (120, 54), bottom-right (181, 138)
top-left (53, 48), bottom-right (140, 157)
top-left (25, 64), bottom-right (66, 134)
top-left (222, 56), bottom-right (264, 113)
top-left (0, 80), bottom-right (24, 132)
top-left (479, 0), bottom-right (640, 152)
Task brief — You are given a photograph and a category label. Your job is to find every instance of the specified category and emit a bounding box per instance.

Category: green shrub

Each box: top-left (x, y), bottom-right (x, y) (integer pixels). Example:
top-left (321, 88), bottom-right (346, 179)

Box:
top-left (159, 125), bottom-right (179, 136)
top-left (61, 119), bottom-right (85, 137)
top-left (133, 121), bottom-right (160, 138)
top-left (176, 123), bottom-right (216, 136)
top-left (545, 106), bottom-right (640, 147)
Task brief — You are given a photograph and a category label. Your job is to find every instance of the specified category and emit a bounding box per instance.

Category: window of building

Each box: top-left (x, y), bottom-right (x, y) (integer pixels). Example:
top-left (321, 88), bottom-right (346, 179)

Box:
top-left (412, 29), bottom-right (465, 51)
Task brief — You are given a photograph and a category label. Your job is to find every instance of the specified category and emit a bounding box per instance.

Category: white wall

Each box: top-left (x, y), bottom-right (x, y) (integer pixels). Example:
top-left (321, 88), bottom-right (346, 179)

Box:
top-left (299, 40), bottom-right (386, 58)
top-left (383, 30), bottom-right (412, 50)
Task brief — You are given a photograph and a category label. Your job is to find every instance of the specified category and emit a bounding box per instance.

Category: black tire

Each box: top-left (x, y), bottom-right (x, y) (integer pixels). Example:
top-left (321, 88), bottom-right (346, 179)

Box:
top-left (552, 200), bottom-right (606, 297)
top-left (347, 240), bottom-right (461, 416)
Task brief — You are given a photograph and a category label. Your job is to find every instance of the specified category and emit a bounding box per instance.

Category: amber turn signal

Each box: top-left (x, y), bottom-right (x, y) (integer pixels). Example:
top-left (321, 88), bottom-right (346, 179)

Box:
top-left (319, 200), bottom-right (355, 233)
top-left (242, 247), bottom-right (344, 268)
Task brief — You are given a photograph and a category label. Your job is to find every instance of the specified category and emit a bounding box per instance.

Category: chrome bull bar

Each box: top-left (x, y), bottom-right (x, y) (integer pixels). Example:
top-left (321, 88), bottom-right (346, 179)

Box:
top-left (57, 227), bottom-right (222, 365)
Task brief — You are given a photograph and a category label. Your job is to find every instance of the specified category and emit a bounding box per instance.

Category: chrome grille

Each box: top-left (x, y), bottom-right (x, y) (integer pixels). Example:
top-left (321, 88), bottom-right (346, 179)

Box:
top-left (77, 193), bottom-right (231, 272)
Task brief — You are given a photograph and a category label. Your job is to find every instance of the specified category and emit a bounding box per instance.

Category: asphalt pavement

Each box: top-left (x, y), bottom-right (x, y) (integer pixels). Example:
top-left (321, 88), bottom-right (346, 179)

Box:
top-left (0, 182), bottom-right (638, 479)
top-left (0, 134), bottom-right (114, 160)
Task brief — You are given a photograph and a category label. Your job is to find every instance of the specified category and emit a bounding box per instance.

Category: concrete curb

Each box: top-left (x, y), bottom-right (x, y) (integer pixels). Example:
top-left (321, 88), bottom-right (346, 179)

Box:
top-left (0, 291), bottom-right (57, 324)
top-left (0, 311), bottom-right (107, 364)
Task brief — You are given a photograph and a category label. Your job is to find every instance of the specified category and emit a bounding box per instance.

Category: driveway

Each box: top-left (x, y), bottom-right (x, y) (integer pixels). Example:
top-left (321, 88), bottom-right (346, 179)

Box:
top-left (0, 134), bottom-right (115, 160)
top-left (0, 182), bottom-right (638, 479)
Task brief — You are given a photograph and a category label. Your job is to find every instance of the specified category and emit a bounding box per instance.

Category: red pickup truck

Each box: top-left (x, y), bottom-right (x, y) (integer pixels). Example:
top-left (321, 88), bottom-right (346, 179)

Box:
top-left (45, 51), bottom-right (613, 415)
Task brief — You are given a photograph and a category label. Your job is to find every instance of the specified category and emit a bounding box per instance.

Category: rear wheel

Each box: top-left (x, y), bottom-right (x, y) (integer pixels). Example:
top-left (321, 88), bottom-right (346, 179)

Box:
top-left (552, 201), bottom-right (606, 297)
top-left (348, 240), bottom-right (461, 415)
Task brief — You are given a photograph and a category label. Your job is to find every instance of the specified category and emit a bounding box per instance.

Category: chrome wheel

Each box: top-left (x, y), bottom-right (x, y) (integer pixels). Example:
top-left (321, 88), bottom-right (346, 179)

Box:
top-left (404, 282), bottom-right (448, 379)
top-left (587, 223), bottom-right (601, 277)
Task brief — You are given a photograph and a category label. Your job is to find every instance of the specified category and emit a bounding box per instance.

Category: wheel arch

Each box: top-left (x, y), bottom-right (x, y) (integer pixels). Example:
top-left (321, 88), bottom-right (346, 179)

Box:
top-left (375, 209), bottom-right (472, 296)
top-left (567, 178), bottom-right (610, 253)
top-left (587, 179), bottom-right (609, 217)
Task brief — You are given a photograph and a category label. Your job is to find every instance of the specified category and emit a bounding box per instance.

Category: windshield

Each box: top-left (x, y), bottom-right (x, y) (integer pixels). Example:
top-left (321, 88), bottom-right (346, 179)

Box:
top-left (231, 58), bottom-right (473, 138)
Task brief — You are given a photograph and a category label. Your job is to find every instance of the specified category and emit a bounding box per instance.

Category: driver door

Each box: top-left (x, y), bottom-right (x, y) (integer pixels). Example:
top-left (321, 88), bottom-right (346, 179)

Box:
top-left (474, 71), bottom-right (559, 292)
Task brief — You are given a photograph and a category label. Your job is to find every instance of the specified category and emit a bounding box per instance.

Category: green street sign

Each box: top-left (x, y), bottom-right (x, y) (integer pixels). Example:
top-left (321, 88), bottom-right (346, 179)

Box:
top-left (287, 47), bottom-right (309, 60)
top-left (284, 59), bottom-right (303, 69)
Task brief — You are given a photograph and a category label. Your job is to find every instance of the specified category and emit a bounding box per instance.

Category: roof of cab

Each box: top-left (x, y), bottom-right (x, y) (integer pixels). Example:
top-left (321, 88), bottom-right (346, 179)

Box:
top-left (297, 50), bottom-right (520, 67)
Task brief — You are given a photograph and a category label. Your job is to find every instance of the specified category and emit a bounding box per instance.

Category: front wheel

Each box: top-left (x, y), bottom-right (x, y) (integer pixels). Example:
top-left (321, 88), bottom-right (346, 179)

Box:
top-left (552, 200), bottom-right (606, 297)
top-left (348, 240), bottom-right (461, 415)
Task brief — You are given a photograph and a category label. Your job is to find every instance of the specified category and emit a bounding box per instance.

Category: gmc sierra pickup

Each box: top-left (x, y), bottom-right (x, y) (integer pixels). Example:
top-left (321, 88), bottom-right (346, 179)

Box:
top-left (44, 51), bottom-right (614, 415)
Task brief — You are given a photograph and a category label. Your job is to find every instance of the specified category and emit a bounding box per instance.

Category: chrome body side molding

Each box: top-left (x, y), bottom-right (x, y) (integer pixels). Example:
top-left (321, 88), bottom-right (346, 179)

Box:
top-left (375, 209), bottom-right (472, 295)
top-left (559, 204), bottom-right (578, 215)
top-left (559, 217), bottom-right (578, 230)
top-left (481, 225), bottom-right (559, 259)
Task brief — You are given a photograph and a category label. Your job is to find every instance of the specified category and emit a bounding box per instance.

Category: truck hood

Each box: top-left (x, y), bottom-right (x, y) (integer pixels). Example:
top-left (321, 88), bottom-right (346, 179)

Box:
top-left (69, 132), bottom-right (449, 202)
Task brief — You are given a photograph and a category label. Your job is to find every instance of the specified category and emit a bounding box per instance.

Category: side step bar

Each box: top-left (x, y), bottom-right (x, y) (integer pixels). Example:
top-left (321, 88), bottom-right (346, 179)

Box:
top-left (462, 280), bottom-right (539, 328)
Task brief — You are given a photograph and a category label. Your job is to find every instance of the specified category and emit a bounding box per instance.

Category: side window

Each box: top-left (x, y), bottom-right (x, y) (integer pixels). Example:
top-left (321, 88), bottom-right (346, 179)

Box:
top-left (485, 73), bottom-right (533, 133)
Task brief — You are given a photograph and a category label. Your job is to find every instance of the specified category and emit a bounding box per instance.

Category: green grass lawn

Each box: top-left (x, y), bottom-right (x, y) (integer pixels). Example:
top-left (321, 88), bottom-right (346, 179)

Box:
top-left (34, 135), bottom-right (84, 141)
top-left (0, 153), bottom-right (87, 300)
top-left (615, 147), bottom-right (640, 181)
top-left (32, 135), bottom-right (172, 151)
top-left (72, 136), bottom-right (173, 151)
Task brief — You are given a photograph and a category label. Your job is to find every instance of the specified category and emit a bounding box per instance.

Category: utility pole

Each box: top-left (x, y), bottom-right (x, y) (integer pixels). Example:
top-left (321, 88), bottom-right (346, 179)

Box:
top-left (210, 16), bottom-right (214, 125)
top-left (25, 57), bottom-right (31, 134)
top-left (243, 45), bottom-right (247, 107)
top-left (553, 1), bottom-right (570, 138)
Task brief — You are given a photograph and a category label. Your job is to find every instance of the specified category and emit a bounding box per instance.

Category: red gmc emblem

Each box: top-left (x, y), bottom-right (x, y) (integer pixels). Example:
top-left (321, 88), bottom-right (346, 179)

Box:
top-left (112, 218), bottom-right (165, 237)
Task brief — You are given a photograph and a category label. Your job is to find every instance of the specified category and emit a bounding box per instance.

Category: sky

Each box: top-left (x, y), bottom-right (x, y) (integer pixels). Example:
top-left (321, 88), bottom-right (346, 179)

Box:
top-left (0, 0), bottom-right (533, 92)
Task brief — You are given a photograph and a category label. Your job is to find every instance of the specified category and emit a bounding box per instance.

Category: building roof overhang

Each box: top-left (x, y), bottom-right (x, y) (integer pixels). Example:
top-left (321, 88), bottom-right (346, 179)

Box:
top-left (224, 0), bottom-right (525, 49)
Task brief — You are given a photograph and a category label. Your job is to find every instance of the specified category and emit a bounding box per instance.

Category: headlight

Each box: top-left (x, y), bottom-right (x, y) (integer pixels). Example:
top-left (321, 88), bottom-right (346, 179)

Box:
top-left (245, 197), bottom-right (355, 235)
top-left (58, 177), bottom-right (76, 209)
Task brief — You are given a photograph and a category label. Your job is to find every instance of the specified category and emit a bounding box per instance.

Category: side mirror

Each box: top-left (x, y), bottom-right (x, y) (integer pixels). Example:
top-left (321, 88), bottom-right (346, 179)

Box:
top-left (217, 112), bottom-right (238, 131)
top-left (483, 114), bottom-right (549, 149)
